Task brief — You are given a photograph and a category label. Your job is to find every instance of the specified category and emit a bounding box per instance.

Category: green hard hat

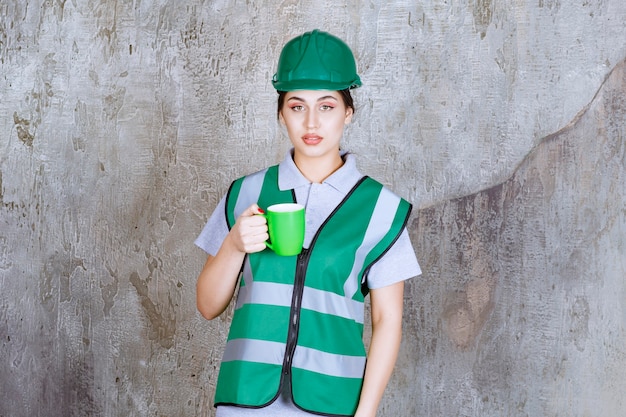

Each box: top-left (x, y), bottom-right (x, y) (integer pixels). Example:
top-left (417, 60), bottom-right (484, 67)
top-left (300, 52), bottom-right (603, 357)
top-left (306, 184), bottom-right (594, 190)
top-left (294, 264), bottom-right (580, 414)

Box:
top-left (272, 29), bottom-right (362, 91)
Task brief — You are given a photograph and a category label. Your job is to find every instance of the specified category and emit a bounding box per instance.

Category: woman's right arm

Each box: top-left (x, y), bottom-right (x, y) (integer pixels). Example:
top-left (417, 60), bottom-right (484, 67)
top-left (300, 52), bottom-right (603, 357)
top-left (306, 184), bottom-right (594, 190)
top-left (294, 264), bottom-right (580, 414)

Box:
top-left (196, 204), bottom-right (267, 320)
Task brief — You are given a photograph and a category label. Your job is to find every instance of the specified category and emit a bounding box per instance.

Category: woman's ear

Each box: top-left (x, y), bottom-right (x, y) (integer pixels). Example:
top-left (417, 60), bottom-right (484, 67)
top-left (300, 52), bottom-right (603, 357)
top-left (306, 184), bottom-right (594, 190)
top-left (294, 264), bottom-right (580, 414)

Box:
top-left (278, 111), bottom-right (286, 126)
top-left (344, 107), bottom-right (354, 125)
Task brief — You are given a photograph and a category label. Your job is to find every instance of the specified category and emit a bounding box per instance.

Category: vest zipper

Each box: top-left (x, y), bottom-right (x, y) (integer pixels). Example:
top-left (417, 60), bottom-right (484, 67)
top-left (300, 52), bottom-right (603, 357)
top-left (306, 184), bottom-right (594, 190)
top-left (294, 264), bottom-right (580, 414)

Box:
top-left (280, 181), bottom-right (366, 389)
top-left (281, 247), bottom-right (311, 385)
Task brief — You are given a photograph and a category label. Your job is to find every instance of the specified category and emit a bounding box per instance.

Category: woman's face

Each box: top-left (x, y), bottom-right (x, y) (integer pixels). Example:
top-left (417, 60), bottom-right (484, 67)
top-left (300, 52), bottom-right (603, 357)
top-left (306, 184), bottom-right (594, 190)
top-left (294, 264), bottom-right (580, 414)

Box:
top-left (279, 90), bottom-right (353, 164)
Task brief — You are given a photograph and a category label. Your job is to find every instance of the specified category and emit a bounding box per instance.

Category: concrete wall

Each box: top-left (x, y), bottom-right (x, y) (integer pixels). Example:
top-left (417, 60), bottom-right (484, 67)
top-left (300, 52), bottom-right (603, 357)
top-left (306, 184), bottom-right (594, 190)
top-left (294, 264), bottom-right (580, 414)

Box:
top-left (401, 61), bottom-right (626, 416)
top-left (0, 1), bottom-right (624, 416)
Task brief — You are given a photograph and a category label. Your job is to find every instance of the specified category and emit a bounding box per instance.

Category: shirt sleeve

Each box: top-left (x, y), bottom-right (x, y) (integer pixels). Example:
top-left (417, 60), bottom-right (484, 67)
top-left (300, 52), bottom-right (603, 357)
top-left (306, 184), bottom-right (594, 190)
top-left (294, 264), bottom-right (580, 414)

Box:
top-left (366, 228), bottom-right (421, 290)
top-left (194, 195), bottom-right (229, 256)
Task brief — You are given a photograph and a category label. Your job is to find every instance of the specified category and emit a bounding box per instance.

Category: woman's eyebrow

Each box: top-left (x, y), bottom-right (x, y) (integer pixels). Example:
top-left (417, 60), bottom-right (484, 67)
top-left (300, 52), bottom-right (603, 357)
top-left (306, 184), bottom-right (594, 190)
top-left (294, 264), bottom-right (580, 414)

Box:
top-left (286, 95), bottom-right (338, 102)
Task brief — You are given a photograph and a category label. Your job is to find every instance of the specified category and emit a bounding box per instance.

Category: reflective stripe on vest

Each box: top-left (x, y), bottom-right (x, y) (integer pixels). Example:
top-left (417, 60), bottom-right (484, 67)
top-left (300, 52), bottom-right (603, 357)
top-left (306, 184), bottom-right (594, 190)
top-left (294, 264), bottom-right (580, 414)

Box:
top-left (215, 165), bottom-right (411, 416)
top-left (222, 338), bottom-right (366, 379)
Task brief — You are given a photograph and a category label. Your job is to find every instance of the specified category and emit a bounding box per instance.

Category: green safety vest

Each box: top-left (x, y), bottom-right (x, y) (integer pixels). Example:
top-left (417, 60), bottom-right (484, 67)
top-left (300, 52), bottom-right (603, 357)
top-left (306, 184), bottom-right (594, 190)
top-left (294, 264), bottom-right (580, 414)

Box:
top-left (214, 165), bottom-right (411, 416)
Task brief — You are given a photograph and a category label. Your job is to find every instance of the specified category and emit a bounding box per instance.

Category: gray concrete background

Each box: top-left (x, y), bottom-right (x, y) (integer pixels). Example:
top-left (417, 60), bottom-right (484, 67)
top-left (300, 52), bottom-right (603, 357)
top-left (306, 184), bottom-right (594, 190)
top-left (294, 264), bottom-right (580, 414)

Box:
top-left (0, 0), bottom-right (624, 416)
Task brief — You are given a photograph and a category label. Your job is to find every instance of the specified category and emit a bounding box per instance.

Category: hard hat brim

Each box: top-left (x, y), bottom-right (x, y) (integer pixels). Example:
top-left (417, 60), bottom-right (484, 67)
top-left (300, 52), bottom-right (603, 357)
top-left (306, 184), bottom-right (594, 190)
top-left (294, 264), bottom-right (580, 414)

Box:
top-left (272, 77), bottom-right (362, 92)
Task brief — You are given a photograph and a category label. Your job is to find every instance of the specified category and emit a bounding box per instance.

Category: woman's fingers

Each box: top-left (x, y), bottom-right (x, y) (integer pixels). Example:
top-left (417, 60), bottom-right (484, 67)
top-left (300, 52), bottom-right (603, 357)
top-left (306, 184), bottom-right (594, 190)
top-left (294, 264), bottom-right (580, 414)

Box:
top-left (232, 204), bottom-right (268, 253)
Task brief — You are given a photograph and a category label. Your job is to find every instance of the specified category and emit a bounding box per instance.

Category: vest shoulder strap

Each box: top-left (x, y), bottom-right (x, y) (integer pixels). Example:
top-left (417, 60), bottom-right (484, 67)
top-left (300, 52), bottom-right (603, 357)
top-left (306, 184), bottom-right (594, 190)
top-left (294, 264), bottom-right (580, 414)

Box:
top-left (225, 165), bottom-right (295, 229)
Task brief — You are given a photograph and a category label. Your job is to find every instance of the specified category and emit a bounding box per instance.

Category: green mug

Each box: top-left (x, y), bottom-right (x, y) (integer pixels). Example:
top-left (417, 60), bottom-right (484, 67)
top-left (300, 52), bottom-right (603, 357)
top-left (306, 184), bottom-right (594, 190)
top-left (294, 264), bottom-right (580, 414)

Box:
top-left (261, 203), bottom-right (305, 256)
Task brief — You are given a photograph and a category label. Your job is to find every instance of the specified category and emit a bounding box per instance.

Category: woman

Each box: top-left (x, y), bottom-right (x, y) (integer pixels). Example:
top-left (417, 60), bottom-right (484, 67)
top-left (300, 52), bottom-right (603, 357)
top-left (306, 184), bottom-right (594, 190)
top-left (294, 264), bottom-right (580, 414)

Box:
top-left (195, 29), bottom-right (421, 417)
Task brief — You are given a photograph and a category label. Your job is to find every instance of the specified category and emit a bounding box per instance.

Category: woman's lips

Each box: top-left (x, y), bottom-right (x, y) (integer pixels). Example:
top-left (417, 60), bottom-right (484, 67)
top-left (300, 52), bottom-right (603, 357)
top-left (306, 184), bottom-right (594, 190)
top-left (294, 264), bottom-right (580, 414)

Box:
top-left (302, 134), bottom-right (322, 145)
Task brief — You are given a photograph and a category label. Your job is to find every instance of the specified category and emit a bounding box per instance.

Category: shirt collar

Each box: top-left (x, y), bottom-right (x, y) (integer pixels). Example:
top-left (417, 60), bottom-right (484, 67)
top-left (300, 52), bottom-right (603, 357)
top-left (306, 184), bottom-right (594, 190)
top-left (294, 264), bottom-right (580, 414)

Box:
top-left (278, 149), bottom-right (363, 194)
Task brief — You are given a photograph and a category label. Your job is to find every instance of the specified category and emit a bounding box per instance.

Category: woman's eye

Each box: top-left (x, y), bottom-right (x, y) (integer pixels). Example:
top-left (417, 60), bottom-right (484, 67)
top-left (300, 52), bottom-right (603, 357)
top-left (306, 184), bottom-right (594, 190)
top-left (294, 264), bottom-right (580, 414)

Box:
top-left (290, 105), bottom-right (304, 112)
top-left (320, 104), bottom-right (334, 111)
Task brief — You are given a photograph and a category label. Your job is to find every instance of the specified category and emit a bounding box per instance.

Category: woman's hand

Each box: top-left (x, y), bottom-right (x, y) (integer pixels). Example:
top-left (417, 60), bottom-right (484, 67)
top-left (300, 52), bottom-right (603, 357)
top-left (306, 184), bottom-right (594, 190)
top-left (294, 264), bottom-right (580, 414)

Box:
top-left (229, 204), bottom-right (268, 254)
top-left (196, 203), bottom-right (267, 320)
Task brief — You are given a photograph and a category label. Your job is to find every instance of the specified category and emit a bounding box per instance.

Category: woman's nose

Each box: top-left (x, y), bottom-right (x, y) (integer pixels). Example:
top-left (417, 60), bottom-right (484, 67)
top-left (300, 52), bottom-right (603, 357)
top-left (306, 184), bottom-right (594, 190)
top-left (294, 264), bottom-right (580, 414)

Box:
top-left (305, 110), bottom-right (319, 128)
